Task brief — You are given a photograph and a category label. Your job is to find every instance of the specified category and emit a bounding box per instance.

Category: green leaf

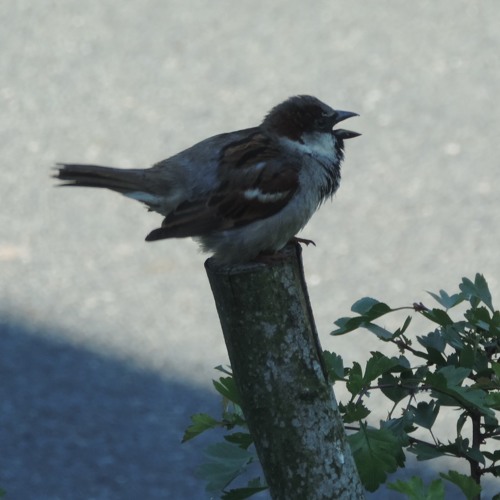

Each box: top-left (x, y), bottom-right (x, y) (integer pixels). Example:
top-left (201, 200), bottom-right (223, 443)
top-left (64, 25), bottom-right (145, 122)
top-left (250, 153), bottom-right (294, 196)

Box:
top-left (427, 289), bottom-right (464, 310)
top-left (420, 308), bottom-right (454, 327)
top-left (379, 371), bottom-right (412, 403)
top-left (440, 470), bottom-right (481, 500)
top-left (411, 442), bottom-right (445, 461)
top-left (378, 370), bottom-right (421, 403)
top-left (465, 306), bottom-right (494, 332)
top-left (346, 362), bottom-right (364, 395)
top-left (331, 315), bottom-right (366, 335)
top-left (214, 377), bottom-right (242, 406)
top-left (465, 446), bottom-right (485, 465)
top-left (459, 345), bottom-right (476, 369)
top-left (348, 424), bottom-right (405, 491)
top-left (426, 367), bottom-right (494, 417)
top-left (322, 351), bottom-right (344, 381)
top-left (332, 298), bottom-right (394, 336)
top-left (394, 315), bottom-right (413, 337)
top-left (396, 355), bottom-right (412, 369)
top-left (361, 322), bottom-right (394, 340)
top-left (182, 413), bottom-right (220, 442)
top-left (484, 414), bottom-right (499, 434)
top-left (487, 391), bottom-right (500, 411)
top-left (198, 442), bottom-right (254, 493)
top-left (437, 365), bottom-right (470, 386)
top-left (381, 414), bottom-right (414, 445)
top-left (363, 351), bottom-right (401, 384)
top-left (417, 330), bottom-right (447, 365)
top-left (340, 401), bottom-right (370, 423)
top-left (483, 449), bottom-right (500, 462)
top-left (364, 301), bottom-right (394, 319)
top-left (388, 476), bottom-right (445, 500)
top-left (473, 273), bottom-right (494, 311)
top-left (413, 401), bottom-right (440, 430)
top-left (437, 437), bottom-right (473, 460)
top-left (417, 329), bottom-right (446, 354)
top-left (492, 362), bottom-right (500, 379)
top-left (351, 297), bottom-right (390, 316)
top-left (441, 325), bottom-right (464, 350)
top-left (460, 274), bottom-right (494, 312)
top-left (417, 478), bottom-right (446, 499)
top-left (490, 310), bottom-right (500, 335)
top-left (224, 432), bottom-right (254, 450)
top-left (222, 410), bottom-right (247, 428)
top-left (222, 479), bottom-right (268, 500)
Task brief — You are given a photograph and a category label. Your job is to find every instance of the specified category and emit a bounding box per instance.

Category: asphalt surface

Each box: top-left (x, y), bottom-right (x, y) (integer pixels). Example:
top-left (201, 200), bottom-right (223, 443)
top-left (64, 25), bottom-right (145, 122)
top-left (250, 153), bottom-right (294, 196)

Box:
top-left (2, 1), bottom-right (499, 498)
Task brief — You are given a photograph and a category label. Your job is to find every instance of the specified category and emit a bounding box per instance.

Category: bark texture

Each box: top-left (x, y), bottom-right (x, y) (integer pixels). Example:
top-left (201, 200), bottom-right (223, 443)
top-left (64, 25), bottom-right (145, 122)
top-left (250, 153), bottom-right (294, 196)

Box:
top-left (205, 243), bottom-right (364, 500)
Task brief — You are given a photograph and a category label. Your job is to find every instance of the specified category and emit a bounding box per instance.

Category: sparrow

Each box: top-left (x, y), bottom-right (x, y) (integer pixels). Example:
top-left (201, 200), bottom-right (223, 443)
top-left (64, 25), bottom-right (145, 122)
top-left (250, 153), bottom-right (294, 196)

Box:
top-left (56, 95), bottom-right (359, 263)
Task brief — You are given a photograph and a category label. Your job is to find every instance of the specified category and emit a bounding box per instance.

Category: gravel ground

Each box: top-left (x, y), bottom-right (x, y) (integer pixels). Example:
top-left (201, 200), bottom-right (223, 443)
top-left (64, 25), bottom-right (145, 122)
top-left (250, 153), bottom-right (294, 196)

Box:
top-left (1, 1), bottom-right (499, 498)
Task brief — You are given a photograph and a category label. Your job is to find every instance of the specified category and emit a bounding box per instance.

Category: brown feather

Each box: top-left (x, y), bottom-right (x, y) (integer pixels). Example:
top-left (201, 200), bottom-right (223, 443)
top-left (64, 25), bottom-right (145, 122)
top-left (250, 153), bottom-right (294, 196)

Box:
top-left (145, 134), bottom-right (300, 241)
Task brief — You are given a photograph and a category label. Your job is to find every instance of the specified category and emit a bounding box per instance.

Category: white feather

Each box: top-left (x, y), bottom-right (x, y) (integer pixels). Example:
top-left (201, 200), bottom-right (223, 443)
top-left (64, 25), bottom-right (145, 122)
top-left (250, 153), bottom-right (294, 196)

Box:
top-left (243, 188), bottom-right (289, 203)
top-left (125, 191), bottom-right (162, 204)
top-left (282, 132), bottom-right (340, 164)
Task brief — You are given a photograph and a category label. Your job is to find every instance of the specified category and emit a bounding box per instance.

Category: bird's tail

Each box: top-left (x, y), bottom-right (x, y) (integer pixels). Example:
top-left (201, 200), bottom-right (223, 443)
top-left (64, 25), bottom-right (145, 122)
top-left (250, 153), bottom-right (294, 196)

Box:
top-left (55, 163), bottom-right (178, 214)
top-left (55, 163), bottom-right (146, 193)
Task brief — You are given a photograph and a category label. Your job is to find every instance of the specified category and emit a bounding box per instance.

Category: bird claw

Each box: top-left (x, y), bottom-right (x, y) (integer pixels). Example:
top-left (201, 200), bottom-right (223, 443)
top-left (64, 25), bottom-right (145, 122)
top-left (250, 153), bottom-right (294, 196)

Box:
top-left (290, 237), bottom-right (316, 247)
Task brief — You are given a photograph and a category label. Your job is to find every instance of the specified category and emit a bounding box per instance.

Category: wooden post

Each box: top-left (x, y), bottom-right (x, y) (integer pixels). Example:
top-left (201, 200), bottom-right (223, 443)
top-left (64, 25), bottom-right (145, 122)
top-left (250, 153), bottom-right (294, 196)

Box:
top-left (205, 243), bottom-right (364, 500)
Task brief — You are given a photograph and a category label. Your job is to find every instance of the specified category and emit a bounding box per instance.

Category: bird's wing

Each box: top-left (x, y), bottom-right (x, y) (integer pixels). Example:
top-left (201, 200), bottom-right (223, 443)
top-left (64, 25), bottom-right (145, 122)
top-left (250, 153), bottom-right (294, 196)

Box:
top-left (146, 132), bottom-right (300, 240)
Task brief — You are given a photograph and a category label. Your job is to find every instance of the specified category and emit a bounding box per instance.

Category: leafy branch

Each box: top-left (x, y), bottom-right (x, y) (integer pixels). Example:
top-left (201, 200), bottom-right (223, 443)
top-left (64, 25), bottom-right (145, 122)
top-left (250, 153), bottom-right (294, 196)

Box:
top-left (329, 273), bottom-right (499, 499)
top-left (184, 273), bottom-right (500, 499)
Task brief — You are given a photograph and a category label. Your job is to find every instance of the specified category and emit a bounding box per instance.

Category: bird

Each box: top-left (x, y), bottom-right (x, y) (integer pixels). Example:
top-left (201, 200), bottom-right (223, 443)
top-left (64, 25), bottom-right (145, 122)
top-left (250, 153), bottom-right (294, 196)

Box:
top-left (56, 95), bottom-right (359, 264)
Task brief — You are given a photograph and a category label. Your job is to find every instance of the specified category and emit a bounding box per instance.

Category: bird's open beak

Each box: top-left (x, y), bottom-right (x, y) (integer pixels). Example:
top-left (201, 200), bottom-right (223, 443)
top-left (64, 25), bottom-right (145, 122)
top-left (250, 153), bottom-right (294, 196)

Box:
top-left (332, 129), bottom-right (361, 140)
top-left (332, 110), bottom-right (360, 140)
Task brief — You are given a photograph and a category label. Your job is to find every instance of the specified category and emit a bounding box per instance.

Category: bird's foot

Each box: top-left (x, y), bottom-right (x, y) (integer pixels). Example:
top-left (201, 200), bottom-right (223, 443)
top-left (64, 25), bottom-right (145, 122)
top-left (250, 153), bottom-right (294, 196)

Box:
top-left (290, 236), bottom-right (316, 247)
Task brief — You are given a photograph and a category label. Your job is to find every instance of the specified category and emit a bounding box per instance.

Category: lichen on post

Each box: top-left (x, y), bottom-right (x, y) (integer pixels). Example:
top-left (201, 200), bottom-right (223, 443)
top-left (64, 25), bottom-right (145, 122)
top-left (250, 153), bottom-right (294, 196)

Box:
top-left (205, 243), bottom-right (364, 500)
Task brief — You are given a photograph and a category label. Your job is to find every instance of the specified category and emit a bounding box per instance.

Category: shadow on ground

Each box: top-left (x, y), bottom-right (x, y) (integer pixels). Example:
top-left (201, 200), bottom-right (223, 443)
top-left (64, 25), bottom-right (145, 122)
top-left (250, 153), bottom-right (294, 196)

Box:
top-left (1, 317), bottom-right (496, 499)
top-left (0, 316), bottom-right (220, 499)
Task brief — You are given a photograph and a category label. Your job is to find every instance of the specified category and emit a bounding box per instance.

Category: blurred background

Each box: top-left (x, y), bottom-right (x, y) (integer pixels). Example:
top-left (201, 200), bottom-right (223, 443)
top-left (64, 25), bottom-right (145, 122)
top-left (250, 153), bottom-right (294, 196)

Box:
top-left (1, 1), bottom-right (499, 498)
